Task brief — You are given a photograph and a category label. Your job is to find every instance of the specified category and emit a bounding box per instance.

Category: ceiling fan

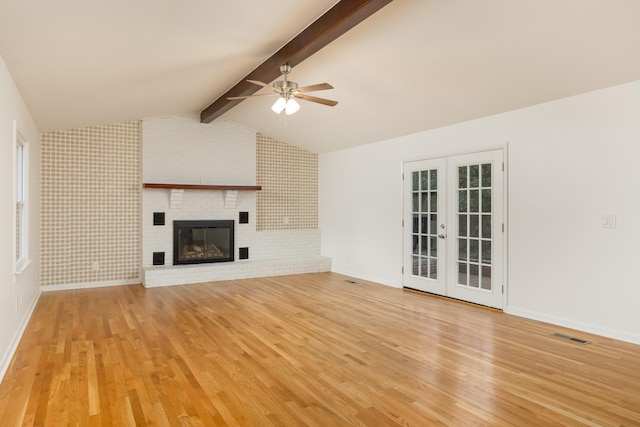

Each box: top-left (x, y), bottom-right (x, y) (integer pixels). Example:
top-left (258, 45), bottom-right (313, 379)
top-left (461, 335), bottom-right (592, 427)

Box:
top-left (227, 63), bottom-right (338, 115)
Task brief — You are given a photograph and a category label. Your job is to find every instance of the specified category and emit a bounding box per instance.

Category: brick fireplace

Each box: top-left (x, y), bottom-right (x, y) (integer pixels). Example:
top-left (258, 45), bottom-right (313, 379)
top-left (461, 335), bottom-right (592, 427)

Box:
top-left (140, 114), bottom-right (330, 287)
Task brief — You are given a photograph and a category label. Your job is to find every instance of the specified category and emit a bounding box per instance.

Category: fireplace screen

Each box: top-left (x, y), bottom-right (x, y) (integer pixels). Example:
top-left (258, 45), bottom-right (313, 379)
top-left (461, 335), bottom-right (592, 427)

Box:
top-left (173, 220), bottom-right (234, 265)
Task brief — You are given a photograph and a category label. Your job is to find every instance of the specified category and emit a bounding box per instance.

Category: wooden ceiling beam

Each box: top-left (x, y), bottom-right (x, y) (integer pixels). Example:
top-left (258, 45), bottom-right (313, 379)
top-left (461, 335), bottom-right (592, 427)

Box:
top-left (200, 0), bottom-right (393, 123)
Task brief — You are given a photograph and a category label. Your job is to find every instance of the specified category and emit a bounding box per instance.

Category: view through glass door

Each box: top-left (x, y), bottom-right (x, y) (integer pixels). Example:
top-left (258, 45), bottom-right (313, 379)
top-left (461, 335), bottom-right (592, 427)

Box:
top-left (403, 150), bottom-right (504, 309)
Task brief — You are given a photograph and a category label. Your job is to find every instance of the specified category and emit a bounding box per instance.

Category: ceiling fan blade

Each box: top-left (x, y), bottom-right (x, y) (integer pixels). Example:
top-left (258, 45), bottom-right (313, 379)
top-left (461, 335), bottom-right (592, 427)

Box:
top-left (227, 93), bottom-right (273, 100)
top-left (246, 79), bottom-right (274, 89)
top-left (295, 93), bottom-right (338, 107)
top-left (295, 83), bottom-right (334, 93)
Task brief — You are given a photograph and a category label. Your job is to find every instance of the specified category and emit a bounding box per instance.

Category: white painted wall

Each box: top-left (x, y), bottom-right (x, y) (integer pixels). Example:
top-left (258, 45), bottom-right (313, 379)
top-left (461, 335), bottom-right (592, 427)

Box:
top-left (0, 55), bottom-right (41, 381)
top-left (319, 80), bottom-right (640, 344)
top-left (142, 115), bottom-right (257, 186)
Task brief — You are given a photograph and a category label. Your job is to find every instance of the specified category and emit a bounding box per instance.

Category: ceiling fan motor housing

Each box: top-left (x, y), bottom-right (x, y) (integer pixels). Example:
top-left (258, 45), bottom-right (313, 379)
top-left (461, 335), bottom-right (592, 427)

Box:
top-left (274, 63), bottom-right (298, 97)
top-left (273, 80), bottom-right (299, 92)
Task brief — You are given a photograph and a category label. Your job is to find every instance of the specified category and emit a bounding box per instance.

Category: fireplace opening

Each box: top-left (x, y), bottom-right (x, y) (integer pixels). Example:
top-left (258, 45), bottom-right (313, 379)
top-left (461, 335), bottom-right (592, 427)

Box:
top-left (173, 220), bottom-right (234, 265)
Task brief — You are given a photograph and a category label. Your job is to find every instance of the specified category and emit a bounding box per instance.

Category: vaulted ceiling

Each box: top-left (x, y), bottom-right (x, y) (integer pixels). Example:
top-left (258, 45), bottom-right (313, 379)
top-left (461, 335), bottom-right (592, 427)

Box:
top-left (1, 1), bottom-right (640, 153)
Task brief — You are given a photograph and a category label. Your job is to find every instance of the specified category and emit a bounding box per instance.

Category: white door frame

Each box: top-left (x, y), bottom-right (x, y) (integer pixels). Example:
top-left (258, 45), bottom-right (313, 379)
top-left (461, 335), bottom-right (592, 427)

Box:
top-left (402, 147), bottom-right (508, 309)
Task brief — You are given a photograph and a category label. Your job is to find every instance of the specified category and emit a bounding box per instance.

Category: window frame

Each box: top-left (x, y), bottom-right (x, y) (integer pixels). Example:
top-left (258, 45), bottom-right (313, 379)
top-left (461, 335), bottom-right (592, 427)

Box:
top-left (14, 124), bottom-right (30, 274)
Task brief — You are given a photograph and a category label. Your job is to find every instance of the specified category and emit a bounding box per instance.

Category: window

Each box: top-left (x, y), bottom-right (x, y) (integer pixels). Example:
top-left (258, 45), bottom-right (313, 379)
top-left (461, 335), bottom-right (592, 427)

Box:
top-left (15, 127), bottom-right (29, 273)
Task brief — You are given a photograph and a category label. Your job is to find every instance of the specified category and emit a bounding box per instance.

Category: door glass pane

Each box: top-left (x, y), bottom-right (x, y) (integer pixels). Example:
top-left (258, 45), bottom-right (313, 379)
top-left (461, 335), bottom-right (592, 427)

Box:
top-left (470, 239), bottom-right (479, 262)
top-left (429, 258), bottom-right (438, 280)
top-left (458, 239), bottom-right (467, 261)
top-left (420, 237), bottom-right (427, 255)
top-left (413, 193), bottom-right (419, 212)
top-left (481, 266), bottom-right (492, 290)
top-left (458, 190), bottom-right (467, 212)
top-left (482, 189), bottom-right (491, 213)
top-left (458, 166), bottom-right (467, 189)
top-left (412, 236), bottom-right (419, 255)
top-left (470, 215), bottom-right (479, 238)
top-left (420, 258), bottom-right (429, 277)
top-left (430, 237), bottom-right (437, 257)
top-left (412, 171), bottom-right (419, 191)
top-left (412, 256), bottom-right (419, 275)
top-left (430, 170), bottom-right (437, 190)
top-left (421, 192), bottom-right (428, 212)
top-left (421, 171), bottom-right (428, 190)
top-left (413, 214), bottom-right (419, 233)
top-left (420, 215), bottom-right (428, 234)
top-left (470, 189), bottom-right (479, 212)
top-left (458, 214), bottom-right (467, 237)
top-left (481, 163), bottom-right (491, 187)
top-left (482, 241), bottom-right (491, 264)
top-left (482, 215), bottom-right (491, 238)
top-left (458, 262), bottom-right (468, 285)
top-left (430, 214), bottom-right (437, 235)
top-left (430, 191), bottom-right (437, 212)
top-left (469, 264), bottom-right (480, 287)
top-left (470, 165), bottom-right (480, 188)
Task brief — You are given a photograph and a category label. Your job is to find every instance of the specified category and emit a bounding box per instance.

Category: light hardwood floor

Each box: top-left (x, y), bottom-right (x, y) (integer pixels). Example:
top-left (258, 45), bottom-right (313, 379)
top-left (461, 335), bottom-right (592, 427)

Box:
top-left (1, 272), bottom-right (639, 426)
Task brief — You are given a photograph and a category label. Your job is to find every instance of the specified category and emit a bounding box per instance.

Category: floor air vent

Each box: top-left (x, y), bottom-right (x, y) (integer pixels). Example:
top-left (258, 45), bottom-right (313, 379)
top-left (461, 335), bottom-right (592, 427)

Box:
top-left (551, 333), bottom-right (591, 345)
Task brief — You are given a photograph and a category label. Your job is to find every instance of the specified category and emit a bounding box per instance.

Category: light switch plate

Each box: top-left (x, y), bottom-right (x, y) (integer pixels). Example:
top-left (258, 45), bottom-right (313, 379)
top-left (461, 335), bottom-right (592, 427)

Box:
top-left (601, 215), bottom-right (616, 228)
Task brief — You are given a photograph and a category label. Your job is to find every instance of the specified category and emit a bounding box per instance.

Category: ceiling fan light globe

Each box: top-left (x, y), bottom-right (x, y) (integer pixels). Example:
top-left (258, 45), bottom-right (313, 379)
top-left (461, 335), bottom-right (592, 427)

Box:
top-left (271, 97), bottom-right (287, 114)
top-left (285, 98), bottom-right (300, 115)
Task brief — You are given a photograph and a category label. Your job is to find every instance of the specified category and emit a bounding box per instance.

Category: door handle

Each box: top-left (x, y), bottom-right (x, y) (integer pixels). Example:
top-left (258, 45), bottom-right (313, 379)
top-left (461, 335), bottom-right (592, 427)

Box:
top-left (438, 234), bottom-right (446, 239)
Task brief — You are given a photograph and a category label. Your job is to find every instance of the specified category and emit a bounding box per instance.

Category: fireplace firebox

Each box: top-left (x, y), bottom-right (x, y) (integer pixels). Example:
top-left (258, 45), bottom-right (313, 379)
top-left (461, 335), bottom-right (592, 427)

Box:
top-left (173, 220), bottom-right (234, 265)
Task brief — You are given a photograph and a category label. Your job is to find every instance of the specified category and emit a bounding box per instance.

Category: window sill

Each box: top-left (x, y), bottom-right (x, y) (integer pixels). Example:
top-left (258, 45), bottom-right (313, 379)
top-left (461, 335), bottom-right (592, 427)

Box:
top-left (14, 258), bottom-right (31, 276)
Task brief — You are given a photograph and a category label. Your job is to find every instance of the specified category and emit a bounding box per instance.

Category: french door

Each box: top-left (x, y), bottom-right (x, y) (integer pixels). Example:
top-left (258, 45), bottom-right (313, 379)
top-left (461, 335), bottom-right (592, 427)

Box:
top-left (403, 150), bottom-right (504, 309)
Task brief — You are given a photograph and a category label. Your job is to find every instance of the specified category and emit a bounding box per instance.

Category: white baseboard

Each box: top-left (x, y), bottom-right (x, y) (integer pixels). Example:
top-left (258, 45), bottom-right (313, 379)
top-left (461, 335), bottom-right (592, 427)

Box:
top-left (0, 290), bottom-right (41, 383)
top-left (40, 278), bottom-right (141, 292)
top-left (330, 267), bottom-right (402, 289)
top-left (505, 306), bottom-right (640, 346)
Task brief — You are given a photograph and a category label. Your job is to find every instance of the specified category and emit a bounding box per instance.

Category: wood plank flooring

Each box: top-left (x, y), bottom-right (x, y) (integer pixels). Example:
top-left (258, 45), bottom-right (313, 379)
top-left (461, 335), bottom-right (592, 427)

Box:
top-left (1, 272), bottom-right (639, 426)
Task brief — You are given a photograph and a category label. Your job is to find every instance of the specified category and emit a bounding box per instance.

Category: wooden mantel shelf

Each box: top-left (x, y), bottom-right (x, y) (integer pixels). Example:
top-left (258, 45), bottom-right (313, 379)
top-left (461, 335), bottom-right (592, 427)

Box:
top-left (143, 183), bottom-right (261, 191)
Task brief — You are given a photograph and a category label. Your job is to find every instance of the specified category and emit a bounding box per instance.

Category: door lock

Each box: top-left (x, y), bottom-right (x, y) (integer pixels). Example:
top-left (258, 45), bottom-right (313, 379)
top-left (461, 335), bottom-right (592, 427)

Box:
top-left (438, 234), bottom-right (447, 239)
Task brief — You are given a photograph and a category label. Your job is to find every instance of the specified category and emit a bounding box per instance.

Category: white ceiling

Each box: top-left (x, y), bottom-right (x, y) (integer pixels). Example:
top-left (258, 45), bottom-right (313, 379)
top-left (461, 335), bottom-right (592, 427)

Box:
top-left (1, 0), bottom-right (640, 154)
